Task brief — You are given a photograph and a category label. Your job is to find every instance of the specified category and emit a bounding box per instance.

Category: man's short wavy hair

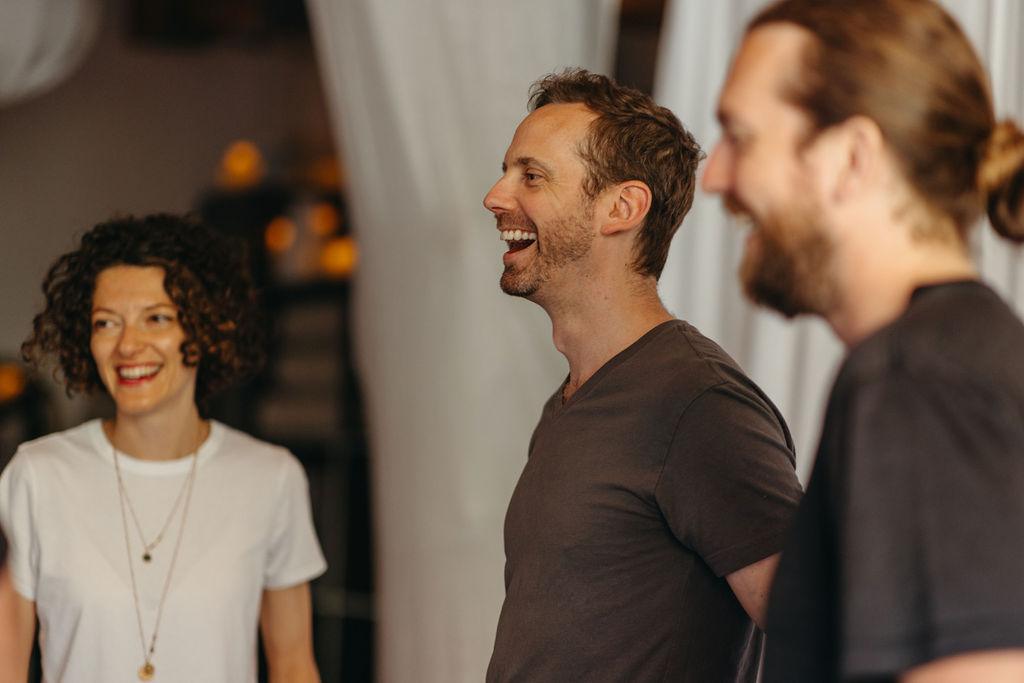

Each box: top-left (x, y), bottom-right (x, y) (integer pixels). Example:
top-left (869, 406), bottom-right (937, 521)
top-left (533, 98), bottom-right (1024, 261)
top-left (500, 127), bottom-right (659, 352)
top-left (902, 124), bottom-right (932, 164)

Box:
top-left (22, 213), bottom-right (266, 402)
top-left (529, 68), bottom-right (704, 279)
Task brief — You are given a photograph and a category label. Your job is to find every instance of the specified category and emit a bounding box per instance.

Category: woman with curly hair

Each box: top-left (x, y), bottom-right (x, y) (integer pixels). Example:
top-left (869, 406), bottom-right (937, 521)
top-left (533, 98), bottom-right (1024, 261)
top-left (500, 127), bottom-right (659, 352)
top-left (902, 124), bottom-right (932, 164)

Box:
top-left (0, 213), bottom-right (326, 682)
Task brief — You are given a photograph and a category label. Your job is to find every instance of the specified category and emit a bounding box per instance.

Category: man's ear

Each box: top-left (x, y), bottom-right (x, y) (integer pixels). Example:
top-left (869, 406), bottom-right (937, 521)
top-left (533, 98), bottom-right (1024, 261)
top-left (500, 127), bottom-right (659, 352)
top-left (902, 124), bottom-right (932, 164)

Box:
top-left (824, 115), bottom-right (886, 204)
top-left (601, 180), bottom-right (652, 236)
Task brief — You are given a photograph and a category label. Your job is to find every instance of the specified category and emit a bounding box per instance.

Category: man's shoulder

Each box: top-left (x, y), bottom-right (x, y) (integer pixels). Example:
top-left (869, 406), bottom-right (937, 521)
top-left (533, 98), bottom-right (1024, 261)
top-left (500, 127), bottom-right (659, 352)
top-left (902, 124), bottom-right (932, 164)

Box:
top-left (841, 280), bottom-right (1024, 391)
top-left (634, 319), bottom-right (774, 405)
top-left (633, 319), bottom-right (745, 377)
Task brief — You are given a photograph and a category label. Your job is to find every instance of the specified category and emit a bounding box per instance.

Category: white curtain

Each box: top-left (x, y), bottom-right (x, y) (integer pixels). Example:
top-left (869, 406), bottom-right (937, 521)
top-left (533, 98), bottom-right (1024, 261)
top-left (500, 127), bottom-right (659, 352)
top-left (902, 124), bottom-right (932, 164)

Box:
top-left (656, 0), bottom-right (1024, 481)
top-left (303, 2), bottom-right (619, 681)
top-left (0, 0), bottom-right (101, 105)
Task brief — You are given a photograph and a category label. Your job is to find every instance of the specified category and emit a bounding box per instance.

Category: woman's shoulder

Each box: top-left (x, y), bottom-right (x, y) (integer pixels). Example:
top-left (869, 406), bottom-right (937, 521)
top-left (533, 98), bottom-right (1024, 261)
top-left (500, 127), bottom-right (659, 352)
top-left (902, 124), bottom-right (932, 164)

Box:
top-left (207, 421), bottom-right (302, 471)
top-left (14, 419), bottom-right (104, 460)
top-left (2, 419), bottom-right (106, 488)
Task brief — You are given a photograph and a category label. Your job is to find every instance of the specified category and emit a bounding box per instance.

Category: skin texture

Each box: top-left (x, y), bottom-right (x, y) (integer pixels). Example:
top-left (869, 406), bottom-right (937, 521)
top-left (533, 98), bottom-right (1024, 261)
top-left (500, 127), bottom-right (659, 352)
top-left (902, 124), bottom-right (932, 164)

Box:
top-left (0, 566), bottom-right (35, 682)
top-left (90, 266), bottom-right (199, 428)
top-left (259, 584), bottom-right (321, 683)
top-left (487, 103), bottom-right (599, 306)
top-left (705, 23), bottom-right (1024, 679)
top-left (485, 101), bottom-right (783, 628)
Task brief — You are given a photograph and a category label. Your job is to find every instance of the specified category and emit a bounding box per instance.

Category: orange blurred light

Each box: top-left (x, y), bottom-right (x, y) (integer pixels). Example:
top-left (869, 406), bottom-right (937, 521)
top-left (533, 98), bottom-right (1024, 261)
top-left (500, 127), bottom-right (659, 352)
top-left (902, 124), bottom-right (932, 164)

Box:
top-left (307, 156), bottom-right (344, 190)
top-left (0, 363), bottom-right (26, 403)
top-left (320, 236), bottom-right (358, 278)
top-left (265, 217), bottom-right (297, 253)
top-left (217, 139), bottom-right (266, 190)
top-left (308, 202), bottom-right (340, 236)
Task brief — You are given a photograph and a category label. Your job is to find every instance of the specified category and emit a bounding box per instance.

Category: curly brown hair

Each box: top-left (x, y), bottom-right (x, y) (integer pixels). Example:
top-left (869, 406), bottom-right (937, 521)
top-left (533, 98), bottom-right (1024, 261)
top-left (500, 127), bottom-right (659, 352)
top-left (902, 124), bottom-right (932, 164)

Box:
top-left (22, 213), bottom-right (266, 402)
top-left (529, 68), bottom-right (704, 279)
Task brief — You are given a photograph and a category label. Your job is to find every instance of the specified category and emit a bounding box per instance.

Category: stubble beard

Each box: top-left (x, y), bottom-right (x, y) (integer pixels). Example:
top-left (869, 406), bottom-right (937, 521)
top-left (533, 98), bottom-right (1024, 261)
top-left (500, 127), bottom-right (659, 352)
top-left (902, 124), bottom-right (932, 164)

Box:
top-left (499, 204), bottom-right (594, 298)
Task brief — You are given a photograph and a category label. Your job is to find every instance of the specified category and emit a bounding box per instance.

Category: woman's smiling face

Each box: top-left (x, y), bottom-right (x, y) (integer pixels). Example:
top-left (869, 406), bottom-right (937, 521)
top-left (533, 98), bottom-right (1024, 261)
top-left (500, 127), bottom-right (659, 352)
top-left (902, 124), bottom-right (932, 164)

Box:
top-left (90, 265), bottom-right (198, 419)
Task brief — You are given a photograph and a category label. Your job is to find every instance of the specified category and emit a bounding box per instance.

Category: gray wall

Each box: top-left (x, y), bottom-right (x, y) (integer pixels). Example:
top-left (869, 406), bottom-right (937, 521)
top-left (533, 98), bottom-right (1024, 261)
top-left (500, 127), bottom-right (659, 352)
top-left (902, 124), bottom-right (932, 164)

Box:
top-left (0, 0), bottom-right (333, 426)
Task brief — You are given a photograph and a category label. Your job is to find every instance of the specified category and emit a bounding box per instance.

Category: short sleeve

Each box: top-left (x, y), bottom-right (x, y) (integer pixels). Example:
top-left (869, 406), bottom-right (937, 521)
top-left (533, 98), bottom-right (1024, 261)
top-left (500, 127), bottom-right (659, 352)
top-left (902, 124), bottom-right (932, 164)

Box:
top-left (840, 374), bottom-right (1024, 677)
top-left (0, 451), bottom-right (39, 600)
top-left (656, 381), bottom-right (803, 577)
top-left (263, 455), bottom-right (327, 590)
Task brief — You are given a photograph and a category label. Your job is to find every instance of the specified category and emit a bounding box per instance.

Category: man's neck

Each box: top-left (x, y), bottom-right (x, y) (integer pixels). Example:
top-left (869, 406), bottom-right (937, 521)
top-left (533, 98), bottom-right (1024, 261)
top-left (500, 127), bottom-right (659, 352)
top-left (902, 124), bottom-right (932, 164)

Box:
top-left (544, 281), bottom-right (674, 402)
top-left (827, 237), bottom-right (977, 347)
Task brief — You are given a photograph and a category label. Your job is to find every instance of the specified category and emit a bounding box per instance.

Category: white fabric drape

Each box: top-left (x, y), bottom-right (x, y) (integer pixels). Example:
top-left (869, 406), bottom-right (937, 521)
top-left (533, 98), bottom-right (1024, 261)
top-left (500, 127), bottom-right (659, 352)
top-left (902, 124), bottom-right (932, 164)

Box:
top-left (303, 2), bottom-right (618, 681)
top-left (0, 0), bottom-right (101, 105)
top-left (656, 0), bottom-right (1024, 481)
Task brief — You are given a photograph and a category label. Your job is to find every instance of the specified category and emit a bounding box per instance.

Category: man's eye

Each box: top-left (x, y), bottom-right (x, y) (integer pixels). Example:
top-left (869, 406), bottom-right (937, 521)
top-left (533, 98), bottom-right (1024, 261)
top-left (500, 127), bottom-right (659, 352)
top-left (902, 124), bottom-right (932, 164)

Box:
top-left (726, 130), bottom-right (750, 151)
top-left (524, 172), bottom-right (540, 182)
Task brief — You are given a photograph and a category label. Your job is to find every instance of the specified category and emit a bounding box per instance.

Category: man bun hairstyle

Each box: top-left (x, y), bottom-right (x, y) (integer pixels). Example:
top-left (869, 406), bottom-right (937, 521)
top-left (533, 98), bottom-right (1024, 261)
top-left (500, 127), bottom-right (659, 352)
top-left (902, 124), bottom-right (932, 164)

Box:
top-left (529, 68), bottom-right (704, 279)
top-left (751, 0), bottom-right (1024, 242)
top-left (979, 120), bottom-right (1024, 241)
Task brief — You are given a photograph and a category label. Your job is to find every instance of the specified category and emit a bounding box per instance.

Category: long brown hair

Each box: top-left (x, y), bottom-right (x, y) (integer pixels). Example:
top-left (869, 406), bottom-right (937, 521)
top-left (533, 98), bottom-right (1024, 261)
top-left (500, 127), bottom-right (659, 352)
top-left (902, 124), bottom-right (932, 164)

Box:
top-left (750, 0), bottom-right (1024, 241)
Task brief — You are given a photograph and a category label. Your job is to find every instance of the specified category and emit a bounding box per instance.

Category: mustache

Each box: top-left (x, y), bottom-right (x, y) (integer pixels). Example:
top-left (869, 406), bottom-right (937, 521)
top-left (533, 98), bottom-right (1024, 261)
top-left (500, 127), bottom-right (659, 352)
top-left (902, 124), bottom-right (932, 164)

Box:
top-left (722, 193), bottom-right (752, 223)
top-left (496, 213), bottom-right (538, 233)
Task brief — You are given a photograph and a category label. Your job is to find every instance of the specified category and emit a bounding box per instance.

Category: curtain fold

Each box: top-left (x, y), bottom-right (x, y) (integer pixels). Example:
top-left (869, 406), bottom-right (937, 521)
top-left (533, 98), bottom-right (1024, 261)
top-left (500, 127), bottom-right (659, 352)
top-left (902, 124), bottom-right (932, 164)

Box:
top-left (655, 0), bottom-right (1024, 480)
top-left (304, 2), bottom-right (618, 680)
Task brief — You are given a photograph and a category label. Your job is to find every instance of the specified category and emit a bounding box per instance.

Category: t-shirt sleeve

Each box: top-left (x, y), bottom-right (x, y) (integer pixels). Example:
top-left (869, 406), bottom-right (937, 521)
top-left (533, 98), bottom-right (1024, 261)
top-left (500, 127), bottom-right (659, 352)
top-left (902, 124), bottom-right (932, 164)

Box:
top-left (263, 454), bottom-right (327, 590)
top-left (839, 374), bottom-right (1024, 677)
top-left (0, 451), bottom-right (39, 601)
top-left (656, 381), bottom-right (803, 577)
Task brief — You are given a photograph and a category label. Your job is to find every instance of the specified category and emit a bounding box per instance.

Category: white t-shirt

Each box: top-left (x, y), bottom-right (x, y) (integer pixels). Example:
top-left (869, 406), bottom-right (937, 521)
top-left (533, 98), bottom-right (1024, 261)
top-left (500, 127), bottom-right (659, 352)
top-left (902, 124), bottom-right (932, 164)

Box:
top-left (0, 419), bottom-right (327, 683)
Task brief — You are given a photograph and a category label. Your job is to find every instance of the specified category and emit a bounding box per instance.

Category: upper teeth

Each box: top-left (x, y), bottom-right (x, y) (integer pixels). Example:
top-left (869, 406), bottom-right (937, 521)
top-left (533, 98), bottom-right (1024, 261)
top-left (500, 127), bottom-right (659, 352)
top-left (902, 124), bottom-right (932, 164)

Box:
top-left (118, 365), bottom-right (160, 379)
top-left (500, 230), bottom-right (537, 242)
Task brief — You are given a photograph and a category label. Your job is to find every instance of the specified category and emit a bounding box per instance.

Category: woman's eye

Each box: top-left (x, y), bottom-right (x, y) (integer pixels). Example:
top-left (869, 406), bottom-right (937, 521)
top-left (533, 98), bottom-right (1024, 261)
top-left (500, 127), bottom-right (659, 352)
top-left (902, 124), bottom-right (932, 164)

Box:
top-left (150, 313), bottom-right (174, 324)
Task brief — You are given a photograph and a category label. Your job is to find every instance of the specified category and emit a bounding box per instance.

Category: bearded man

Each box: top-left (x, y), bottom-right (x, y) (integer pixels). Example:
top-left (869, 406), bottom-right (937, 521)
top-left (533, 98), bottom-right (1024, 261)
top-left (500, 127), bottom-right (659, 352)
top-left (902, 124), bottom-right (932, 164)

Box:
top-left (704, 0), bottom-right (1024, 680)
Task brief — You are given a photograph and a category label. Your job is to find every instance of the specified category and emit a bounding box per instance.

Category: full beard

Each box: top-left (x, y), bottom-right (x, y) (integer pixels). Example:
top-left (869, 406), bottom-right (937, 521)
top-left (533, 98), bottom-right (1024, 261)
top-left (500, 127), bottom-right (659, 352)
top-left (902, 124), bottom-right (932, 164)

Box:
top-left (499, 207), bottom-right (593, 298)
top-left (731, 194), bottom-right (839, 318)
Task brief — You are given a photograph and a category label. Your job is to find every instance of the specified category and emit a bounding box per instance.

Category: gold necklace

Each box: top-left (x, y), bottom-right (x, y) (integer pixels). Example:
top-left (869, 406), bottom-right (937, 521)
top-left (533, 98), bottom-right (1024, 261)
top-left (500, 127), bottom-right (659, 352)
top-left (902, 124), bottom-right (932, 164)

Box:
top-left (120, 455), bottom-right (194, 562)
top-left (113, 436), bottom-right (200, 681)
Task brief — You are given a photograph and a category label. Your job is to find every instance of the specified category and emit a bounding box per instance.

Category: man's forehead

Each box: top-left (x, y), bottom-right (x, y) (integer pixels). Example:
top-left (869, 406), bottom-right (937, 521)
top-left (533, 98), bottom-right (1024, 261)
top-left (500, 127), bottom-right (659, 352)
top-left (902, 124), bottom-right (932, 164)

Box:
top-left (718, 23), bottom-right (811, 123)
top-left (503, 102), bottom-right (595, 166)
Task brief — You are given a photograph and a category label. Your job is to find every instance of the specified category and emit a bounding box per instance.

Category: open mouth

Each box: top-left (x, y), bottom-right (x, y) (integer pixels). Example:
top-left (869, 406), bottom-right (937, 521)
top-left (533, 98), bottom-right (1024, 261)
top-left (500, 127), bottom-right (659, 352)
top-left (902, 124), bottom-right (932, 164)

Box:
top-left (117, 364), bottom-right (161, 382)
top-left (500, 229), bottom-right (537, 253)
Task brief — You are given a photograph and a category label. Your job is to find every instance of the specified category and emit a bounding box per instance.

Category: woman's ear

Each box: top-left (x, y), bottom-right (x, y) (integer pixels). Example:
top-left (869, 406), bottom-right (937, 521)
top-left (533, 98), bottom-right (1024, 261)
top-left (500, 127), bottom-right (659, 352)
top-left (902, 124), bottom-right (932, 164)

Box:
top-left (601, 180), bottom-right (652, 236)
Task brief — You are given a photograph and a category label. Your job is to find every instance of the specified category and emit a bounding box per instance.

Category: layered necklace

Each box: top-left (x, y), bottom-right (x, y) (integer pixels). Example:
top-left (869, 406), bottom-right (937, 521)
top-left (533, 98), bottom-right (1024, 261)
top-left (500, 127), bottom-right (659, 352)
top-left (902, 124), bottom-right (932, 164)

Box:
top-left (112, 428), bottom-right (202, 681)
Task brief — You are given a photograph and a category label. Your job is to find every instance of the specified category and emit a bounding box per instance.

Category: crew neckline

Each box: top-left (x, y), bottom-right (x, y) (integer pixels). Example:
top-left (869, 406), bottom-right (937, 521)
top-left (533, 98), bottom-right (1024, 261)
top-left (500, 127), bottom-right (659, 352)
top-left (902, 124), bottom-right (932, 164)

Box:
top-left (89, 418), bottom-right (223, 475)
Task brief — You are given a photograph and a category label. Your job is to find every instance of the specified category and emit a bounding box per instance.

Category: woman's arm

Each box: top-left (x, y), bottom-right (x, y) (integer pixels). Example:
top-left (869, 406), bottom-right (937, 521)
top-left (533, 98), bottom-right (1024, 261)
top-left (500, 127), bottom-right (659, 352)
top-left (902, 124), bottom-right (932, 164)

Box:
top-left (259, 582), bottom-right (320, 683)
top-left (0, 564), bottom-right (35, 683)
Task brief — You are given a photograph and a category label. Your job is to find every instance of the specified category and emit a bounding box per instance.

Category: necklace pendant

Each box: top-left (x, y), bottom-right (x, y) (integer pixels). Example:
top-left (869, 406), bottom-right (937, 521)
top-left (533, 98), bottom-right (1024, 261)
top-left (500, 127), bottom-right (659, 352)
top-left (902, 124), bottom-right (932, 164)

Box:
top-left (142, 552), bottom-right (152, 562)
top-left (139, 663), bottom-right (155, 680)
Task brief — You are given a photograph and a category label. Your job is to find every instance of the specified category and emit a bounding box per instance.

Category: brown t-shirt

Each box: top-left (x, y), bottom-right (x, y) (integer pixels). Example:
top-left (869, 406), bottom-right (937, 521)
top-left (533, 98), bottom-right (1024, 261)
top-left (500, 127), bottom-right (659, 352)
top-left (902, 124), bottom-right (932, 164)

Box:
top-left (765, 281), bottom-right (1024, 682)
top-left (487, 320), bottom-right (803, 682)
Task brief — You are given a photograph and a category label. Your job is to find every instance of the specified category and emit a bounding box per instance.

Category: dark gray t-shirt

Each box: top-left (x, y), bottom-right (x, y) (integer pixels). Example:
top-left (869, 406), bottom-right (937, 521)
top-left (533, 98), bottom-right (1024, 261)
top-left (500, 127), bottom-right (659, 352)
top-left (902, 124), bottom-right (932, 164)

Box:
top-left (765, 281), bottom-right (1024, 682)
top-left (487, 320), bottom-right (803, 682)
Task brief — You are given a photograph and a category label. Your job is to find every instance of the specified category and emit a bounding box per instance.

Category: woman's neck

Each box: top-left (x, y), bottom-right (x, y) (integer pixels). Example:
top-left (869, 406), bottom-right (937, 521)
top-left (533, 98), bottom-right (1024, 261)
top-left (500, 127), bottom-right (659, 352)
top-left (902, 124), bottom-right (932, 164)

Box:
top-left (104, 409), bottom-right (208, 461)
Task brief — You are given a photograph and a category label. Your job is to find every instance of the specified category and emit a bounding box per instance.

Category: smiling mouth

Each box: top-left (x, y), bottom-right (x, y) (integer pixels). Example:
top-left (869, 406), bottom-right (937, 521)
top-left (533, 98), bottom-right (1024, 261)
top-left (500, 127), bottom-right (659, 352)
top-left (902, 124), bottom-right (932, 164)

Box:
top-left (500, 229), bottom-right (537, 253)
top-left (117, 364), bottom-right (161, 381)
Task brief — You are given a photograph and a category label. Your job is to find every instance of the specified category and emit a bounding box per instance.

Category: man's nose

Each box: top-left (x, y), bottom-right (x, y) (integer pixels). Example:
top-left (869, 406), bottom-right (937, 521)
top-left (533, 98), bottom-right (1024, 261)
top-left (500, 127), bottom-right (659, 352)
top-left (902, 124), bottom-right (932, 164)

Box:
top-left (701, 142), bottom-right (730, 195)
top-left (483, 175), bottom-right (512, 214)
